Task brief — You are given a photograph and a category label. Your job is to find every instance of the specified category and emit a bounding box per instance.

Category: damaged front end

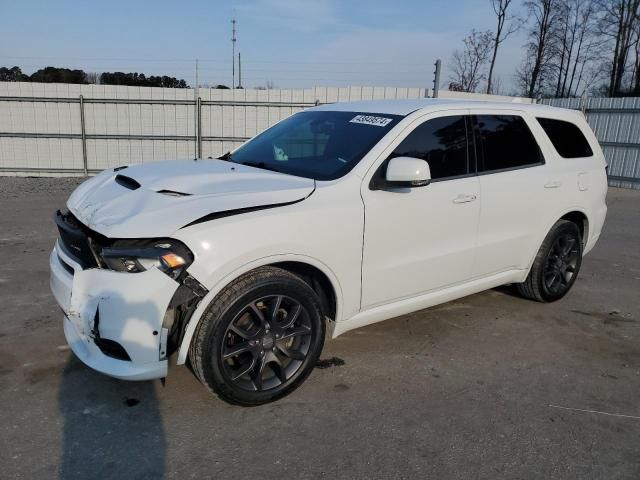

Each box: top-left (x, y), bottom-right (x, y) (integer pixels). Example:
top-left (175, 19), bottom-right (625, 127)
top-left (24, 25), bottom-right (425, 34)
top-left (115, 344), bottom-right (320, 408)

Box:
top-left (50, 210), bottom-right (207, 380)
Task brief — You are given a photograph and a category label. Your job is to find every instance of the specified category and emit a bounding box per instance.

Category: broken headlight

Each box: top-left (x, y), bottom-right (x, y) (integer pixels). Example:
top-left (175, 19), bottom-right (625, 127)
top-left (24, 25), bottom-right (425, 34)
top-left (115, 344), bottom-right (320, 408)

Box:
top-left (101, 240), bottom-right (193, 280)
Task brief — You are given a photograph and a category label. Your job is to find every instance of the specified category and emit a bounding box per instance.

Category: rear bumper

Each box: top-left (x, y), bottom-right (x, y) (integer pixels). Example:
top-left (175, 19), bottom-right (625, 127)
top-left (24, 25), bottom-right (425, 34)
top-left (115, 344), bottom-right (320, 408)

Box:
top-left (49, 242), bottom-right (176, 381)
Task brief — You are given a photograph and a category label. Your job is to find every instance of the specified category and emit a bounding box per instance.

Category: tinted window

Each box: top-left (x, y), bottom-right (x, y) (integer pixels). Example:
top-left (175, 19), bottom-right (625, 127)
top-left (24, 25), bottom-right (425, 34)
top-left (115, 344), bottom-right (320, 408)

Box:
top-left (475, 115), bottom-right (542, 172)
top-left (229, 111), bottom-right (402, 180)
top-left (390, 115), bottom-right (469, 180)
top-left (537, 117), bottom-right (593, 158)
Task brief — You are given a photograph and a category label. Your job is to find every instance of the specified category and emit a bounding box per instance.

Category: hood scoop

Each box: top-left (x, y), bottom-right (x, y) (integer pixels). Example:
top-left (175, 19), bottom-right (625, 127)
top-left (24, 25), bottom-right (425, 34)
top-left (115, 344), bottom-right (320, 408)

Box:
top-left (115, 174), bottom-right (141, 190)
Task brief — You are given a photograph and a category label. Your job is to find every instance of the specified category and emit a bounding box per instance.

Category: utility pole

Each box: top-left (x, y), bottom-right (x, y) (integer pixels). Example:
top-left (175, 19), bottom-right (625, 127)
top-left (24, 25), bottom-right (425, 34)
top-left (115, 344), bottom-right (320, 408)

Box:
top-left (432, 59), bottom-right (441, 98)
top-left (238, 52), bottom-right (242, 89)
top-left (231, 17), bottom-right (237, 89)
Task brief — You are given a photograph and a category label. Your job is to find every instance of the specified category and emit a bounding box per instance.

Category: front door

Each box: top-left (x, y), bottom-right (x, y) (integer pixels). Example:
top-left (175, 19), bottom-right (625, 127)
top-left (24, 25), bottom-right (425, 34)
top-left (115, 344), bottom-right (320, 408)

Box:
top-left (361, 114), bottom-right (481, 309)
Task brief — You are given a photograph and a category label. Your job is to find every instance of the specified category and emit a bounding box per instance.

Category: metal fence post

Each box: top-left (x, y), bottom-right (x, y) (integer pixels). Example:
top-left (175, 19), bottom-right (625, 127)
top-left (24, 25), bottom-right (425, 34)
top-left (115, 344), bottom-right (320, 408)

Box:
top-left (580, 94), bottom-right (587, 115)
top-left (432, 59), bottom-right (441, 98)
top-left (78, 95), bottom-right (88, 176)
top-left (196, 97), bottom-right (202, 159)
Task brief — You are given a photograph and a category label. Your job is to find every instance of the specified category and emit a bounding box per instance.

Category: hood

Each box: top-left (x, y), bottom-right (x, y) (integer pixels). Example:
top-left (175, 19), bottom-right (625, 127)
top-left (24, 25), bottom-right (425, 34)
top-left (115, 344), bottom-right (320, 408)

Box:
top-left (67, 159), bottom-right (315, 238)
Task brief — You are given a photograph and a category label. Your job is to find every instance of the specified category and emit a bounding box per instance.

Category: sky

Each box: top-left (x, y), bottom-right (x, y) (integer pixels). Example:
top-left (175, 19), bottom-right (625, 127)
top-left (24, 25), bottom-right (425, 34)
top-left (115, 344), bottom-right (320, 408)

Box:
top-left (0, 0), bottom-right (528, 92)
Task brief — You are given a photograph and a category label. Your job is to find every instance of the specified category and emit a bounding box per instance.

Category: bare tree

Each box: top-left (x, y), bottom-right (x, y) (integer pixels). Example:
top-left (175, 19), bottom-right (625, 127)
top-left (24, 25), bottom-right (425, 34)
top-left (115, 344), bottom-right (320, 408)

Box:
top-left (546, 0), bottom-right (606, 97)
top-left (519, 0), bottom-right (563, 97)
top-left (633, 22), bottom-right (640, 92)
top-left (256, 80), bottom-right (277, 90)
top-left (85, 72), bottom-right (99, 85)
top-left (597, 0), bottom-right (640, 96)
top-left (487, 0), bottom-right (520, 94)
top-left (449, 30), bottom-right (494, 92)
top-left (490, 74), bottom-right (506, 94)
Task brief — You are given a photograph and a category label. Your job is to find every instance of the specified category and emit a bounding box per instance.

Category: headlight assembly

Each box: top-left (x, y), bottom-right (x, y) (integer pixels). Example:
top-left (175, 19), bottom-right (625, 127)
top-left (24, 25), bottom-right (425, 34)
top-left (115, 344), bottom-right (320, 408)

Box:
top-left (101, 239), bottom-right (193, 280)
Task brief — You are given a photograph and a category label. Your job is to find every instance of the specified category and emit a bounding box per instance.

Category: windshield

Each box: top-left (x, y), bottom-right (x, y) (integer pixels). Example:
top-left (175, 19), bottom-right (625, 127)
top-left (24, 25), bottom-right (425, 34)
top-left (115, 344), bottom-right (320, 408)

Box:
top-left (226, 111), bottom-right (403, 180)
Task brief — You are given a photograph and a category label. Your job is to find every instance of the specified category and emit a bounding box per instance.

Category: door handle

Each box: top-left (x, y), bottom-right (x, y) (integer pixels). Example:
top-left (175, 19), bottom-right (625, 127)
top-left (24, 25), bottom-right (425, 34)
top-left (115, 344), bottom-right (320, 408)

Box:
top-left (452, 194), bottom-right (477, 204)
top-left (544, 180), bottom-right (562, 188)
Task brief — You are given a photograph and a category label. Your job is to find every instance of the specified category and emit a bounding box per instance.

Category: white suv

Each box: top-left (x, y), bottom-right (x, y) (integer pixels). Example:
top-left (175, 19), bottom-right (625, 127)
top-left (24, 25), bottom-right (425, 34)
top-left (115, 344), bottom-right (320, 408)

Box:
top-left (50, 99), bottom-right (608, 405)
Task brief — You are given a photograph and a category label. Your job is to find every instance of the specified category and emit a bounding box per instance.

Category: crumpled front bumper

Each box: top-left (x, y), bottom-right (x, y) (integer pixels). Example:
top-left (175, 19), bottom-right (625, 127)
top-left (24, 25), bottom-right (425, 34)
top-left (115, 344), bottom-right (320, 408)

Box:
top-left (50, 241), bottom-right (179, 380)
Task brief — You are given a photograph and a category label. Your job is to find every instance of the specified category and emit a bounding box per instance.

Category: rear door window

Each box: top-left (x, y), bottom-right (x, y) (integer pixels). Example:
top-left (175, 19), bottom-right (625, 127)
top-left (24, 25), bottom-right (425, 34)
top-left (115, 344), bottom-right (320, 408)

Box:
top-left (537, 117), bottom-right (594, 158)
top-left (390, 115), bottom-right (469, 180)
top-left (474, 115), bottom-right (543, 173)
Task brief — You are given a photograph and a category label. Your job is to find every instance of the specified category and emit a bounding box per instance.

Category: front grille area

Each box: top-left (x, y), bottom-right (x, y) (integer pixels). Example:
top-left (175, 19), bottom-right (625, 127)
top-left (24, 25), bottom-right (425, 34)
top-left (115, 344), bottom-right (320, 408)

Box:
top-left (55, 210), bottom-right (102, 269)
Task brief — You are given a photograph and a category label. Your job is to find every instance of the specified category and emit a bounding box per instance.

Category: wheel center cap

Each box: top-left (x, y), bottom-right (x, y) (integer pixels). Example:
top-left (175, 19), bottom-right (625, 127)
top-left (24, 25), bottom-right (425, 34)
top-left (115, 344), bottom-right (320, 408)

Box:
top-left (261, 334), bottom-right (275, 349)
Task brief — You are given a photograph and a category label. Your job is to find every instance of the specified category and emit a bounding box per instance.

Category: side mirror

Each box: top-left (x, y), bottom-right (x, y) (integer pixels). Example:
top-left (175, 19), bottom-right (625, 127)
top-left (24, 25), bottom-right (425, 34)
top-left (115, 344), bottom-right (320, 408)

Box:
top-left (375, 156), bottom-right (431, 189)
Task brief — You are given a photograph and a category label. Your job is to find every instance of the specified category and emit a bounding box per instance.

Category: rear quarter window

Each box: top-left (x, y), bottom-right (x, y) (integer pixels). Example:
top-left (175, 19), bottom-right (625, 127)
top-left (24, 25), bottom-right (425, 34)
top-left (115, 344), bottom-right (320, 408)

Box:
top-left (537, 117), bottom-right (593, 158)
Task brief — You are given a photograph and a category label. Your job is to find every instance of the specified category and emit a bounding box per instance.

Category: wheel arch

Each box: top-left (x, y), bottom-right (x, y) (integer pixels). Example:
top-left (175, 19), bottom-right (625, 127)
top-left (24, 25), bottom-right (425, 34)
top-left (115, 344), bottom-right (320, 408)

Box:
top-left (559, 210), bottom-right (589, 248)
top-left (176, 254), bottom-right (343, 365)
top-left (523, 208), bottom-right (590, 278)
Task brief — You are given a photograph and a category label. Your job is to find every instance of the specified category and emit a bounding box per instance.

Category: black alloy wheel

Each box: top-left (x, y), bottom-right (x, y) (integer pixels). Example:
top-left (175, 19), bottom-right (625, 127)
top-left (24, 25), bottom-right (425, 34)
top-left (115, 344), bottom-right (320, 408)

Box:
top-left (542, 232), bottom-right (580, 297)
top-left (221, 295), bottom-right (312, 392)
top-left (189, 266), bottom-right (325, 406)
top-left (516, 219), bottom-right (583, 302)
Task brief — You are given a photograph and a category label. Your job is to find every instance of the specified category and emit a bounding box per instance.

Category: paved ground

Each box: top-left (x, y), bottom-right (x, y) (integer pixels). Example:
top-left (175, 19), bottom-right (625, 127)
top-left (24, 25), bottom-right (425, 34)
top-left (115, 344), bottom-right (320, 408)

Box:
top-left (1, 177), bottom-right (639, 480)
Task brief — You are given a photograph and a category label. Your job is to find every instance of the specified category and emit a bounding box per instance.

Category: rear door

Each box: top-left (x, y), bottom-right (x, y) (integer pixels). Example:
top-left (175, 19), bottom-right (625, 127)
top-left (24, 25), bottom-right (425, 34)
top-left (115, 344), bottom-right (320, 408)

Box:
top-left (471, 112), bottom-right (553, 276)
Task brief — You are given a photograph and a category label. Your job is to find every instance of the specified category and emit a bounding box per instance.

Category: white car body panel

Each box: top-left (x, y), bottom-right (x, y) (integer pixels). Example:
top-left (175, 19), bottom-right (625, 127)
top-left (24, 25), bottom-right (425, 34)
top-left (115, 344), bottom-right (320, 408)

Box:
top-left (48, 98), bottom-right (608, 380)
top-left (67, 159), bottom-right (315, 238)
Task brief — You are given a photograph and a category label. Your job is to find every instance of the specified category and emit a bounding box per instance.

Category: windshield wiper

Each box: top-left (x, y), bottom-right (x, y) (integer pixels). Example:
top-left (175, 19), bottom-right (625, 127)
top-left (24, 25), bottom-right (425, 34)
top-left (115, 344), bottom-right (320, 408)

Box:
top-left (241, 161), bottom-right (282, 173)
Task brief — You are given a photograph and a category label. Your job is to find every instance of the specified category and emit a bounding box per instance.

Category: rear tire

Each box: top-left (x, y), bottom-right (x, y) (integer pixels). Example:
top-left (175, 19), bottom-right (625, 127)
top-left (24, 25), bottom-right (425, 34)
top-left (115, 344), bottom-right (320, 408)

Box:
top-left (189, 266), bottom-right (325, 406)
top-left (516, 220), bottom-right (583, 302)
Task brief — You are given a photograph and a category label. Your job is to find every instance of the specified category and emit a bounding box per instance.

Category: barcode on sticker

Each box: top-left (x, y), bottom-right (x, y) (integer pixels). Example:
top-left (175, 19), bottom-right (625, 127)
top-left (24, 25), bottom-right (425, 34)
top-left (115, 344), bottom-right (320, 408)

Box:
top-left (350, 115), bottom-right (393, 127)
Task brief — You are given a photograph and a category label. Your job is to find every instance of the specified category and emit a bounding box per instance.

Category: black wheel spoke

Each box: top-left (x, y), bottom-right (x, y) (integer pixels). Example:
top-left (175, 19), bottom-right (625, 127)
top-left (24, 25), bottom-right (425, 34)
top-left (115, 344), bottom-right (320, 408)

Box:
top-left (277, 344), bottom-right (306, 360)
top-left (250, 356), bottom-right (267, 390)
top-left (567, 251), bottom-right (579, 264)
top-left (229, 323), bottom-right (254, 340)
top-left (280, 324), bottom-right (311, 341)
top-left (268, 358), bottom-right (288, 383)
top-left (270, 295), bottom-right (283, 322)
top-left (248, 303), bottom-right (266, 326)
top-left (231, 357), bottom-right (256, 382)
top-left (223, 341), bottom-right (253, 360)
top-left (545, 269), bottom-right (557, 278)
top-left (280, 303), bottom-right (302, 329)
top-left (562, 237), bottom-right (576, 256)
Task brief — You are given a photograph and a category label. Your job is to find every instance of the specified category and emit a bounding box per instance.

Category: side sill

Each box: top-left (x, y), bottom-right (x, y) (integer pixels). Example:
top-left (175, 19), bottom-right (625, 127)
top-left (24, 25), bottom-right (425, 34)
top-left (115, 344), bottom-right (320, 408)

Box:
top-left (332, 269), bottom-right (524, 338)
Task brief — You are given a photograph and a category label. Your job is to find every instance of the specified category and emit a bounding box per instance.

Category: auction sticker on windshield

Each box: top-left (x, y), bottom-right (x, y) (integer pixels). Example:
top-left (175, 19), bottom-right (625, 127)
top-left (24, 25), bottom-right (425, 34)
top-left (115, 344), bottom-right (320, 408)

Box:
top-left (349, 115), bottom-right (394, 127)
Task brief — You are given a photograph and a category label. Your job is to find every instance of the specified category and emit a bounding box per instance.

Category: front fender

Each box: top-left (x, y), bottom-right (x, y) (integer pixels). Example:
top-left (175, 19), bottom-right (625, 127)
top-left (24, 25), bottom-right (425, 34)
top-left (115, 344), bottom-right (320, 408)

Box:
top-left (175, 253), bottom-right (344, 365)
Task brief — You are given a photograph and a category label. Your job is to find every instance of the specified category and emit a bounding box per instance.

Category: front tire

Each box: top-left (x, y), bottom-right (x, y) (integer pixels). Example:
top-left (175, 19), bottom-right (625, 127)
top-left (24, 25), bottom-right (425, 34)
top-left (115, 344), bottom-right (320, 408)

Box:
top-left (516, 220), bottom-right (583, 302)
top-left (189, 266), bottom-right (326, 406)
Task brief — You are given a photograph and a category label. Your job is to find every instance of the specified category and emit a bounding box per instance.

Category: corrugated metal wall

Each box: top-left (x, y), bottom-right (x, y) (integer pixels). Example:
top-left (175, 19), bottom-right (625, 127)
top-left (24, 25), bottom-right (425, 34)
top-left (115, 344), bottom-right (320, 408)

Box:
top-left (2, 82), bottom-right (637, 189)
top-left (542, 97), bottom-right (640, 190)
top-left (0, 82), bottom-right (426, 176)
